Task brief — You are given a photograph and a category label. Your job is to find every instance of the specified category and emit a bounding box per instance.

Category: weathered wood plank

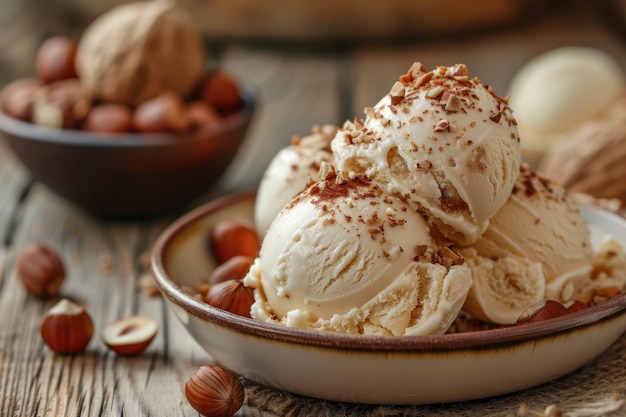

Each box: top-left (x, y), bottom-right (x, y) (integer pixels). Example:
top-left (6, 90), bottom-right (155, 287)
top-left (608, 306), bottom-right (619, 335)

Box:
top-left (0, 142), bottom-right (30, 243)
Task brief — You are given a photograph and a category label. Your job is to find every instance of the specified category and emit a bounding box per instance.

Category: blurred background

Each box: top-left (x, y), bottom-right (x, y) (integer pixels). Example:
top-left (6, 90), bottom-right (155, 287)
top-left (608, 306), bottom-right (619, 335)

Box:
top-left (1, 0), bottom-right (625, 193)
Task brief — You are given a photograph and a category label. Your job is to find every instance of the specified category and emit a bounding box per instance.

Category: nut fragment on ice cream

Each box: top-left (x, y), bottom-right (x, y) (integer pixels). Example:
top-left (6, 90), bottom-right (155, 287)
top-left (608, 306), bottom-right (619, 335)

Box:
top-left (244, 164), bottom-right (472, 336)
top-left (461, 165), bottom-right (593, 324)
top-left (332, 63), bottom-right (521, 246)
top-left (508, 47), bottom-right (626, 166)
top-left (254, 124), bottom-right (336, 235)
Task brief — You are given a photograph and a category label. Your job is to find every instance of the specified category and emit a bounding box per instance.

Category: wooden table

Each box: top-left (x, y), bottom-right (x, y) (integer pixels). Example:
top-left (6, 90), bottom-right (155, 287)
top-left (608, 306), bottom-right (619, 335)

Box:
top-left (1, 2), bottom-right (625, 415)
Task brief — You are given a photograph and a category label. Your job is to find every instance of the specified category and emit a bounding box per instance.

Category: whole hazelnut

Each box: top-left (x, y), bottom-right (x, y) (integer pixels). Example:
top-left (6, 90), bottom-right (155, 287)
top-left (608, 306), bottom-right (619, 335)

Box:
top-left (185, 364), bottom-right (244, 417)
top-left (32, 79), bottom-right (91, 129)
top-left (36, 36), bottom-right (78, 84)
top-left (0, 79), bottom-right (42, 121)
top-left (40, 298), bottom-right (94, 354)
top-left (186, 101), bottom-right (220, 129)
top-left (516, 300), bottom-right (569, 325)
top-left (200, 71), bottom-right (243, 113)
top-left (75, 1), bottom-right (206, 106)
top-left (208, 256), bottom-right (255, 285)
top-left (83, 103), bottom-right (132, 133)
top-left (202, 279), bottom-right (254, 318)
top-left (133, 92), bottom-right (190, 133)
top-left (102, 315), bottom-right (158, 356)
top-left (209, 220), bottom-right (260, 264)
top-left (16, 243), bottom-right (65, 297)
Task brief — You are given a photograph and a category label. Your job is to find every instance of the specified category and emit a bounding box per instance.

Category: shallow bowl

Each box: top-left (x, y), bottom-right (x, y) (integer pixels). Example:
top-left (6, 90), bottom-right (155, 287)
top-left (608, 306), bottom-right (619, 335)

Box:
top-left (0, 83), bottom-right (255, 217)
top-left (151, 191), bottom-right (626, 405)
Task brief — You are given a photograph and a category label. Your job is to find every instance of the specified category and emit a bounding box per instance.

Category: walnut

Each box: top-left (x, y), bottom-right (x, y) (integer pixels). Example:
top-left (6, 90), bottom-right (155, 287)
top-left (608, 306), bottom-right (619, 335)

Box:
top-left (75, 0), bottom-right (206, 107)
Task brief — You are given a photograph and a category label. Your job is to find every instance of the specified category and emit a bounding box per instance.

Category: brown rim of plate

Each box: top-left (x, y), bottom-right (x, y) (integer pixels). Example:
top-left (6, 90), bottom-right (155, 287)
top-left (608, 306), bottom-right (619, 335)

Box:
top-left (151, 191), bottom-right (626, 353)
top-left (0, 82), bottom-right (256, 148)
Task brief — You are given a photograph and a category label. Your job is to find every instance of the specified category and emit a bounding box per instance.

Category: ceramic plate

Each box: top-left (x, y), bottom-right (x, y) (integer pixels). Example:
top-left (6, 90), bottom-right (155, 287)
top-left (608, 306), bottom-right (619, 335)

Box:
top-left (151, 191), bottom-right (626, 405)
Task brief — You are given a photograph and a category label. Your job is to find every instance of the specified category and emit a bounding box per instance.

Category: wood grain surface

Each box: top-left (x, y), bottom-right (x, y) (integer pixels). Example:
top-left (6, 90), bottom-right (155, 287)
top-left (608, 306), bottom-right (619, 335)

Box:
top-left (0, 1), bottom-right (625, 416)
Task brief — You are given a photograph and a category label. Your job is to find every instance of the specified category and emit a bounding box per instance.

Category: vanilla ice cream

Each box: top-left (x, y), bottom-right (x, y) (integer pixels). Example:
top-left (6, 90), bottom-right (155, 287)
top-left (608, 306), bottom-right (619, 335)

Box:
top-left (332, 63), bottom-right (521, 246)
top-left (508, 47), bottom-right (626, 166)
top-left (254, 124), bottom-right (336, 235)
top-left (244, 164), bottom-right (472, 336)
top-left (461, 165), bottom-right (594, 324)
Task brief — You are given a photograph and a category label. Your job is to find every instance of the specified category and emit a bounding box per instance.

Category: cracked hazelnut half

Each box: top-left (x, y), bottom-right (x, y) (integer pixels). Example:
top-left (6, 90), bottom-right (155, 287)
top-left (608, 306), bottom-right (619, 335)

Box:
top-left (102, 315), bottom-right (158, 356)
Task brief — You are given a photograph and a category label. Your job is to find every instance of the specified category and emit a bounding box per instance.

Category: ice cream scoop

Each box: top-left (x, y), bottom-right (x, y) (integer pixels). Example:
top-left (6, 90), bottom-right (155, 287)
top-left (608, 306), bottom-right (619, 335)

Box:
top-left (461, 165), bottom-right (593, 324)
top-left (332, 63), bottom-right (521, 246)
top-left (245, 164), bottom-right (472, 336)
top-left (254, 124), bottom-right (336, 235)
top-left (508, 46), bottom-right (626, 166)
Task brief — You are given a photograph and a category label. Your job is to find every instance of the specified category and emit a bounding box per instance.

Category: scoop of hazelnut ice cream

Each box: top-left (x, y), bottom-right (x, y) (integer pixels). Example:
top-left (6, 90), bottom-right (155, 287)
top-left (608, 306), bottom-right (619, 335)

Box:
top-left (254, 124), bottom-right (336, 236)
top-left (331, 63), bottom-right (521, 246)
top-left (461, 165), bottom-right (594, 324)
top-left (245, 164), bottom-right (472, 336)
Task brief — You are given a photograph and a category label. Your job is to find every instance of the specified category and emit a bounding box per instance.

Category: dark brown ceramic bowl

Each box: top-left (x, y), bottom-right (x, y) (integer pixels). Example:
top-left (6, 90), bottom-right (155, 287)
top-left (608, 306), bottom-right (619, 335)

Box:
top-left (0, 83), bottom-right (255, 217)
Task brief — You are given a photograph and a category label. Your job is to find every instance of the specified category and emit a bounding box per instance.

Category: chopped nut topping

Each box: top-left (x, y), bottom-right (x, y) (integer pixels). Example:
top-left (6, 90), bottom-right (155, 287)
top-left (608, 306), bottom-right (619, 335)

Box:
top-left (389, 81), bottom-right (405, 106)
top-left (427, 85), bottom-right (445, 99)
top-left (444, 94), bottom-right (462, 112)
top-left (438, 246), bottom-right (465, 268)
top-left (434, 119), bottom-right (449, 132)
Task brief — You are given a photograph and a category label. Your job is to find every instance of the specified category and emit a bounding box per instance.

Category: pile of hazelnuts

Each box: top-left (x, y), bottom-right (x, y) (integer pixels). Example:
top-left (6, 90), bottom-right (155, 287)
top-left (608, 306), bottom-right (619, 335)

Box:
top-left (0, 36), bottom-right (244, 134)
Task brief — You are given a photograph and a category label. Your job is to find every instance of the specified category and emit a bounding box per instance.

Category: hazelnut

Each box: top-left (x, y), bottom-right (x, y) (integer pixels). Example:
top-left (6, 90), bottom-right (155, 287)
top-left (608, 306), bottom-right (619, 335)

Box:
top-left (0, 79), bottom-right (42, 121)
top-left (32, 79), bottom-right (91, 129)
top-left (202, 280), bottom-right (254, 318)
top-left (16, 243), bottom-right (65, 297)
top-left (132, 92), bottom-right (190, 133)
top-left (516, 300), bottom-right (569, 325)
top-left (83, 103), bottom-right (133, 133)
top-left (200, 71), bottom-right (243, 113)
top-left (40, 298), bottom-right (94, 354)
top-left (209, 220), bottom-right (260, 264)
top-left (186, 101), bottom-right (220, 129)
top-left (36, 36), bottom-right (78, 84)
top-left (208, 256), bottom-right (255, 285)
top-left (566, 300), bottom-right (588, 313)
top-left (185, 364), bottom-right (244, 417)
top-left (102, 315), bottom-right (158, 356)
